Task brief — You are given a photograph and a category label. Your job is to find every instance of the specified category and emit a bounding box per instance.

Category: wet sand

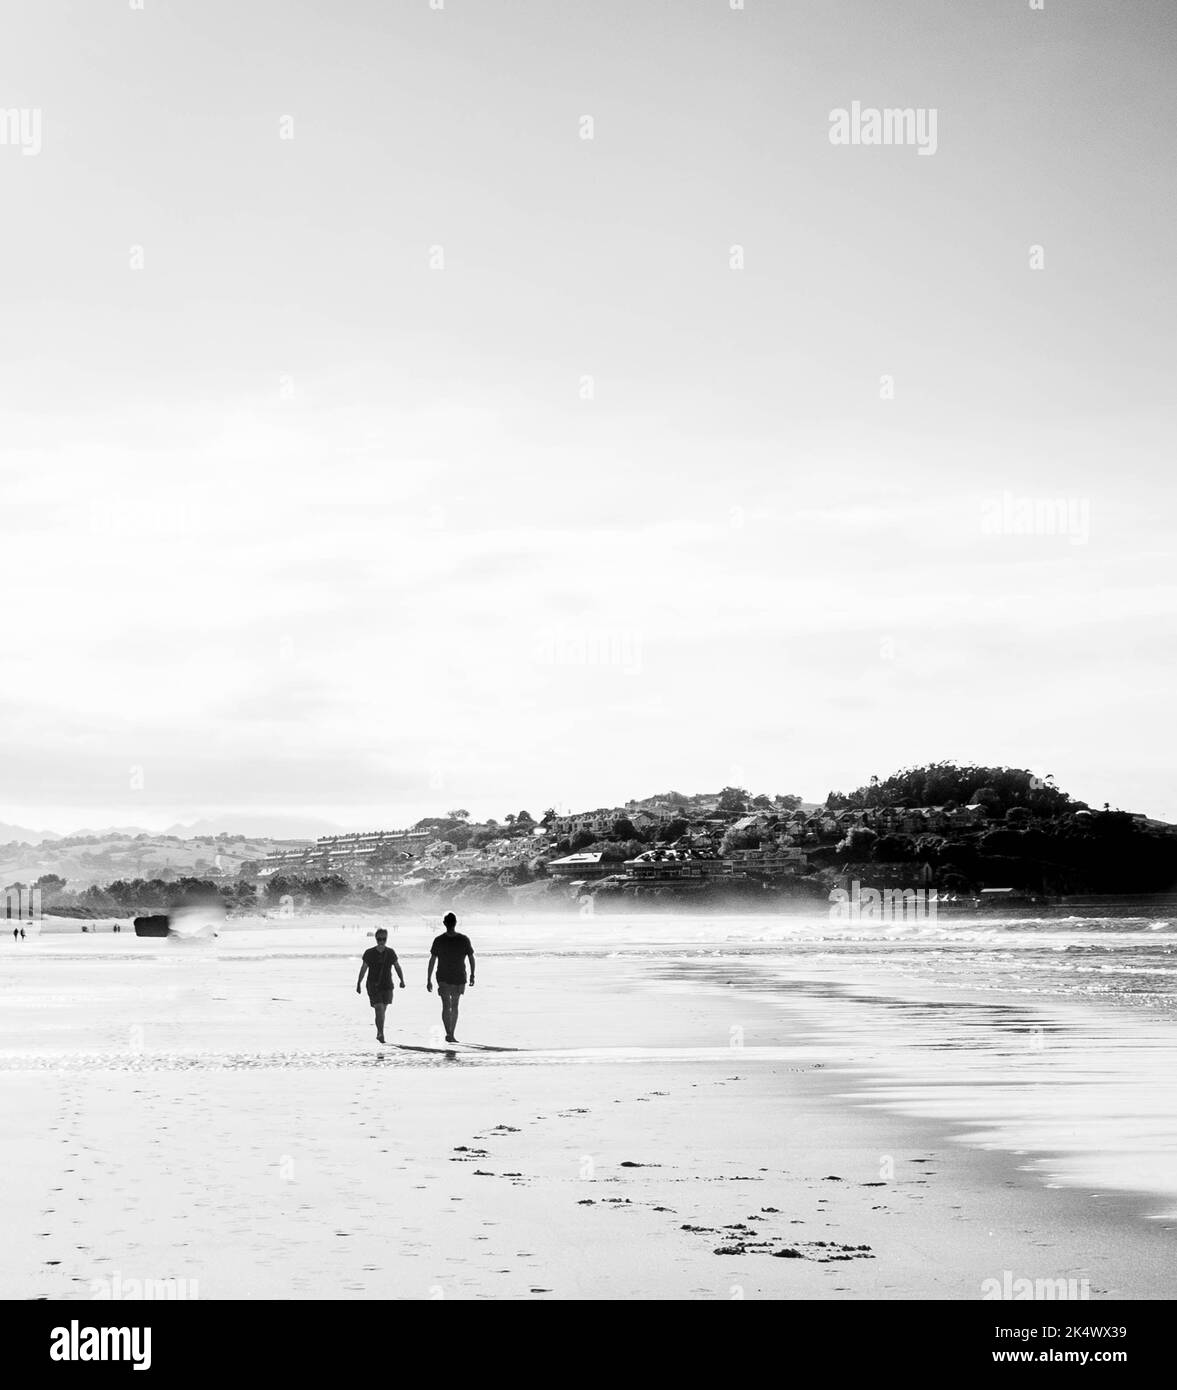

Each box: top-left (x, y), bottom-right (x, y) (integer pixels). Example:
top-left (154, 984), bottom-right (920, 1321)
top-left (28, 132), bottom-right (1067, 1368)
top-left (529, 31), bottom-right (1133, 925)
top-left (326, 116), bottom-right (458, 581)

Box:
top-left (2, 921), bottom-right (1176, 1300)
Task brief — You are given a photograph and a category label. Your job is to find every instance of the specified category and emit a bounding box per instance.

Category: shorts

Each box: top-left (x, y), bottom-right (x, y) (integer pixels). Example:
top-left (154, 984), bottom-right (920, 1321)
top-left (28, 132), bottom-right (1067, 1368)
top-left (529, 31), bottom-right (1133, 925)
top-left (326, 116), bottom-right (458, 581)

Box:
top-left (437, 982), bottom-right (466, 999)
top-left (367, 987), bottom-right (394, 1007)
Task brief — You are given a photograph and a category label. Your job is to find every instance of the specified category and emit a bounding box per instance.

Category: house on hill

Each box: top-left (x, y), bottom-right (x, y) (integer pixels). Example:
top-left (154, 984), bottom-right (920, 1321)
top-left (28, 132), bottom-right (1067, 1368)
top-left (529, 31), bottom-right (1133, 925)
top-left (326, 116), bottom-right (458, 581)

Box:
top-left (725, 846), bottom-right (807, 877)
top-left (624, 847), bottom-right (732, 886)
top-left (547, 852), bottom-right (614, 881)
top-left (834, 861), bottom-right (935, 891)
top-left (551, 809), bottom-right (629, 840)
top-left (975, 886), bottom-right (1035, 906)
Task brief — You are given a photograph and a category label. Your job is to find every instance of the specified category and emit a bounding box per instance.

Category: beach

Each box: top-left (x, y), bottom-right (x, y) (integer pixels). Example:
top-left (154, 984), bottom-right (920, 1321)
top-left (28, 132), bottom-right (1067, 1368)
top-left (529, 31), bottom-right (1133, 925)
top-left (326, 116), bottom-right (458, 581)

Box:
top-left (3, 913), bottom-right (1177, 1300)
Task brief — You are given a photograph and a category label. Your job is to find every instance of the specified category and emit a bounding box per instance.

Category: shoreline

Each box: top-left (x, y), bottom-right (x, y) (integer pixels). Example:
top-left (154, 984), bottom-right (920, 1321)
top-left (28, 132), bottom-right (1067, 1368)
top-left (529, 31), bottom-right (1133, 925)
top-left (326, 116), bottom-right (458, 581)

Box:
top-left (2, 929), bottom-right (1176, 1299)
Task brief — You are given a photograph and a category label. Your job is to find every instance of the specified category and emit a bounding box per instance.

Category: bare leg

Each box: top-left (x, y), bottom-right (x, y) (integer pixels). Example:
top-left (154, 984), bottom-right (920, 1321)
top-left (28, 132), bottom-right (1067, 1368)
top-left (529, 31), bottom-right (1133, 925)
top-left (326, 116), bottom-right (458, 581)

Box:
top-left (374, 1002), bottom-right (387, 1040)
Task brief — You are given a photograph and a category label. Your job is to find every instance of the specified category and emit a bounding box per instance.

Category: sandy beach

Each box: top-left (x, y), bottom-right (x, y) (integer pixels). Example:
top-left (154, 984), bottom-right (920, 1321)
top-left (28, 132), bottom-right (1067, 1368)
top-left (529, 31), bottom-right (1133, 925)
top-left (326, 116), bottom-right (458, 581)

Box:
top-left (3, 914), bottom-right (1177, 1301)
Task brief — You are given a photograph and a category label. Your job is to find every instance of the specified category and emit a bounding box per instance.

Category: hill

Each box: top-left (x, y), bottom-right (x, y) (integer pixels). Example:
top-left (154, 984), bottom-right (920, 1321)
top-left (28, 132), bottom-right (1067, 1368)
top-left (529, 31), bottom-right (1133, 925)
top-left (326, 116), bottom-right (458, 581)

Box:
top-left (0, 831), bottom-right (311, 890)
top-left (0, 822), bottom-right (61, 845)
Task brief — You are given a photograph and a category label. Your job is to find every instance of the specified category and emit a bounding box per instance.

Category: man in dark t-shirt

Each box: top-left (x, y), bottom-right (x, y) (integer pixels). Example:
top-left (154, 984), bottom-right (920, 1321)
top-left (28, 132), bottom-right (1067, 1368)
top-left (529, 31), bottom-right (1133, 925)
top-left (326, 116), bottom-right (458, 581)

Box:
top-left (427, 912), bottom-right (475, 1043)
top-left (356, 928), bottom-right (405, 1043)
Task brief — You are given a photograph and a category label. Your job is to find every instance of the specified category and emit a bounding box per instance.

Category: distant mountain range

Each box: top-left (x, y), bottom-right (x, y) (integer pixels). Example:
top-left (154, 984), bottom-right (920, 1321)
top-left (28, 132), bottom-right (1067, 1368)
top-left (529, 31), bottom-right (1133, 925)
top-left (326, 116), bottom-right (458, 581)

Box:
top-left (164, 815), bottom-right (342, 840)
top-left (0, 829), bottom-right (309, 891)
top-left (0, 815), bottom-right (341, 846)
top-left (63, 826), bottom-right (157, 840)
top-left (0, 822), bottom-right (62, 845)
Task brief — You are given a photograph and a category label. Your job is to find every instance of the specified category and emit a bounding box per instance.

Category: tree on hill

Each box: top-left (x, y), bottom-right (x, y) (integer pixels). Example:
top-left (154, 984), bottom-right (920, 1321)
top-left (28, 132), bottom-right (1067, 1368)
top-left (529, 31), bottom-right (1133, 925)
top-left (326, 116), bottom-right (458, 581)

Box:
top-left (717, 786), bottom-right (749, 814)
top-left (301, 874), bottom-right (351, 905)
top-left (34, 873), bottom-right (67, 903)
top-left (873, 834), bottom-right (916, 862)
top-left (981, 828), bottom-right (1026, 856)
top-left (774, 794), bottom-right (803, 811)
top-left (828, 763), bottom-right (1074, 816)
top-left (611, 817), bottom-right (638, 841)
top-left (166, 877), bottom-right (221, 908)
top-left (657, 817), bottom-right (689, 843)
top-left (721, 824), bottom-right (760, 855)
top-left (225, 881), bottom-right (257, 909)
top-left (80, 884), bottom-right (118, 913)
top-left (447, 809), bottom-right (470, 822)
top-left (264, 873), bottom-right (350, 907)
top-left (569, 830), bottom-right (596, 853)
top-left (264, 875), bottom-right (298, 903)
top-left (839, 826), bottom-right (878, 856)
top-left (939, 863), bottom-right (971, 893)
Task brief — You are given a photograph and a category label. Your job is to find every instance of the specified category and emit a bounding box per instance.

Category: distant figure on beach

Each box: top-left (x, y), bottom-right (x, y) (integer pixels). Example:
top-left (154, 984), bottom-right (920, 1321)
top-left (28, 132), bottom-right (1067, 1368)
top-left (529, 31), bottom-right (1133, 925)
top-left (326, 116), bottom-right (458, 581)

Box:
top-left (427, 912), bottom-right (475, 1043)
top-left (356, 928), bottom-right (405, 1044)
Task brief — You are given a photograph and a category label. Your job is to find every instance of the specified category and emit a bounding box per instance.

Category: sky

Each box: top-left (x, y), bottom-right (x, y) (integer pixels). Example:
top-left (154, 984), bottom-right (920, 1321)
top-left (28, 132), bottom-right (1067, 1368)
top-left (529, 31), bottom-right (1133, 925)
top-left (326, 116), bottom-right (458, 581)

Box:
top-left (1, 0), bottom-right (1174, 836)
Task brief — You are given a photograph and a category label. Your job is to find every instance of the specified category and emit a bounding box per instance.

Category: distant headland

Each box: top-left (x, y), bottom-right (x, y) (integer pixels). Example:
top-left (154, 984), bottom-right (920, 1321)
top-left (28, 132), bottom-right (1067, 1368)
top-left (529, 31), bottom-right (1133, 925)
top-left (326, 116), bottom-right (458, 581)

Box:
top-left (10, 763), bottom-right (1177, 920)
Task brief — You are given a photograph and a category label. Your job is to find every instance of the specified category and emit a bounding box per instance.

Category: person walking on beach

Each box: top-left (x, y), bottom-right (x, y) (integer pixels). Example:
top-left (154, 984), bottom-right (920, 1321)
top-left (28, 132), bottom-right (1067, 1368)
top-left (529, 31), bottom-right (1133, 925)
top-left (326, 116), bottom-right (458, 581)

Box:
top-left (356, 928), bottom-right (405, 1043)
top-left (427, 912), bottom-right (475, 1043)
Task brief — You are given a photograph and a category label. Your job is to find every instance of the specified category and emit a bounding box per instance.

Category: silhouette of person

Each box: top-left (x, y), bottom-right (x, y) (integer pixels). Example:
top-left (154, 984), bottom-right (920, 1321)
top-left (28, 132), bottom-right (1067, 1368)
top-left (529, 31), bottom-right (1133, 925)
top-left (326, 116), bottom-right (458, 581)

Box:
top-left (427, 912), bottom-right (475, 1043)
top-left (356, 928), bottom-right (404, 1043)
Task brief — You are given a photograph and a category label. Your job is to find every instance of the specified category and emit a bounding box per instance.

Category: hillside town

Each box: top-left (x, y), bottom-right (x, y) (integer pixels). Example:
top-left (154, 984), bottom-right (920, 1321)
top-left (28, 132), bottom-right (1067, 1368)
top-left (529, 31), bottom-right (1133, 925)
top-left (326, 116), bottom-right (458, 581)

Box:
top-left (14, 765), bottom-right (1175, 921)
top-left (244, 789), bottom-right (1176, 910)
